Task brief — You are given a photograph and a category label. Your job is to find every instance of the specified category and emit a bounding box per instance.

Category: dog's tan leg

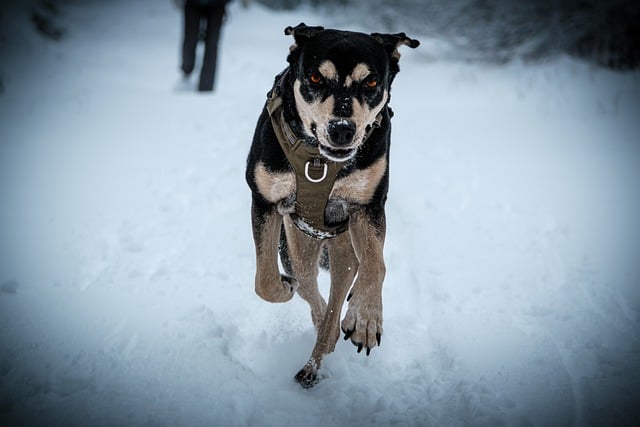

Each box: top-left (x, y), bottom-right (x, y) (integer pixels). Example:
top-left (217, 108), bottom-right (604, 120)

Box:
top-left (295, 231), bottom-right (358, 388)
top-left (340, 210), bottom-right (386, 354)
top-left (252, 201), bottom-right (297, 303)
top-left (282, 215), bottom-right (326, 329)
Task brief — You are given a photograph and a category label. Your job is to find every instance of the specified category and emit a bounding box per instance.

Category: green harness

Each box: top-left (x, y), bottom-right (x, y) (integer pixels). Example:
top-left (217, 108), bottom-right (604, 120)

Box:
top-left (265, 72), bottom-right (383, 240)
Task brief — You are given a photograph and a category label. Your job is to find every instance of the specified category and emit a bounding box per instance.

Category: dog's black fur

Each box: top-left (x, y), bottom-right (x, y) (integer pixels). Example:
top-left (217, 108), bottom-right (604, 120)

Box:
top-left (246, 23), bottom-right (418, 387)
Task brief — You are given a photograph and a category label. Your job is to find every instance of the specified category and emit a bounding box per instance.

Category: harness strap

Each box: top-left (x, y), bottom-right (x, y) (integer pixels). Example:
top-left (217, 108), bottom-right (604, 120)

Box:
top-left (269, 109), bottom-right (347, 239)
top-left (266, 69), bottom-right (382, 240)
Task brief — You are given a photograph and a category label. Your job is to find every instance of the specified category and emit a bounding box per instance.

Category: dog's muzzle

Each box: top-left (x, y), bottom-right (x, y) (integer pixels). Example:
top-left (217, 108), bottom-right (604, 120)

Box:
top-left (321, 119), bottom-right (358, 161)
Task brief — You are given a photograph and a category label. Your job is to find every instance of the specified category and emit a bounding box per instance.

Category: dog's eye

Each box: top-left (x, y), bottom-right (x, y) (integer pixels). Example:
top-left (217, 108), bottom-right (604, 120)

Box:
top-left (365, 78), bottom-right (378, 88)
top-left (309, 72), bottom-right (323, 85)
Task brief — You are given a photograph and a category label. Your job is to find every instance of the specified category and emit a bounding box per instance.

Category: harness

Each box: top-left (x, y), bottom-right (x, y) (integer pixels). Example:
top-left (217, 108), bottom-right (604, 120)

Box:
top-left (265, 69), bottom-right (383, 240)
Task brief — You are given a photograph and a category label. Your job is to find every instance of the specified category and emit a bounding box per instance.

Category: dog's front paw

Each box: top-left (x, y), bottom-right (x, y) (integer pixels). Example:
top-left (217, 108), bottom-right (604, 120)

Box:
top-left (340, 294), bottom-right (382, 356)
top-left (294, 359), bottom-right (320, 388)
top-left (255, 274), bottom-right (298, 303)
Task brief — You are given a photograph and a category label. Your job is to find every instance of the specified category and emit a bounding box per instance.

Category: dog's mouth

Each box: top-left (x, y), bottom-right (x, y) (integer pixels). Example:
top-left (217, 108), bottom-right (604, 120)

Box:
top-left (311, 122), bottom-right (359, 161)
top-left (318, 143), bottom-right (357, 162)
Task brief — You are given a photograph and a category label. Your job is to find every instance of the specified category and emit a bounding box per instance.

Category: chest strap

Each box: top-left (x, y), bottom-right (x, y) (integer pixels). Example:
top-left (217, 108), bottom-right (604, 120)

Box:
top-left (267, 94), bottom-right (348, 239)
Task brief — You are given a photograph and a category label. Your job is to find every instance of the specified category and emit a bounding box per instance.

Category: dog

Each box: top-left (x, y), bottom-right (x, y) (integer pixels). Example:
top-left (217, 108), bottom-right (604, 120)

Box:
top-left (245, 23), bottom-right (419, 388)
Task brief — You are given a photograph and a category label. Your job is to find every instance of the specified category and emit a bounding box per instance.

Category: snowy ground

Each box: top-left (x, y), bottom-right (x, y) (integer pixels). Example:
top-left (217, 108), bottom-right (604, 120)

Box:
top-left (1, 1), bottom-right (640, 426)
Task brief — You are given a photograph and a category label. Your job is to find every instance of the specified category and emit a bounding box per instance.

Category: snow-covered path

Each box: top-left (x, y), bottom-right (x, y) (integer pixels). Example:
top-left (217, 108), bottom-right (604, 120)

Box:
top-left (1, 1), bottom-right (639, 426)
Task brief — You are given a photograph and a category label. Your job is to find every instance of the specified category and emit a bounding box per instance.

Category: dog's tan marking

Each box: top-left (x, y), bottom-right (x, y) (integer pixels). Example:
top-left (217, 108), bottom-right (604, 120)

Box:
top-left (345, 63), bottom-right (371, 87)
top-left (294, 79), bottom-right (335, 143)
top-left (318, 60), bottom-right (338, 82)
top-left (331, 156), bottom-right (387, 203)
top-left (254, 162), bottom-right (295, 203)
top-left (350, 89), bottom-right (388, 146)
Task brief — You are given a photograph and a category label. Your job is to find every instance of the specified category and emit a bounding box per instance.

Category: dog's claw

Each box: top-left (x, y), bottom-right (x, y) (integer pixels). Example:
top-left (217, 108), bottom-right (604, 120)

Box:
top-left (343, 329), bottom-right (353, 340)
top-left (346, 292), bottom-right (353, 302)
top-left (366, 347), bottom-right (371, 356)
top-left (376, 332), bottom-right (382, 346)
top-left (357, 343), bottom-right (363, 353)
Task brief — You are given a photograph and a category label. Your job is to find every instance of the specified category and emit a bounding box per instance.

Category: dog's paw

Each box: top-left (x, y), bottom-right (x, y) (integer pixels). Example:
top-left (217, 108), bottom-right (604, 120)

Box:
top-left (255, 274), bottom-right (298, 303)
top-left (294, 360), bottom-right (320, 388)
top-left (340, 294), bottom-right (383, 356)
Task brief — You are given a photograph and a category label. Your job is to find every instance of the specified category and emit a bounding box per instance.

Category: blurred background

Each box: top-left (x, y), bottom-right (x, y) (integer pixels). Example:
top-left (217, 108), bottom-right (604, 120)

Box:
top-left (4, 0), bottom-right (639, 71)
top-left (259, 0), bottom-right (640, 68)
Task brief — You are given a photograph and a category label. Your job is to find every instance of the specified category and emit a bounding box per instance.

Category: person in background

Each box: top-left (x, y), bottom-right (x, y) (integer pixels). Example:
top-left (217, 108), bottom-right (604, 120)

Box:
top-left (176, 0), bottom-right (231, 92)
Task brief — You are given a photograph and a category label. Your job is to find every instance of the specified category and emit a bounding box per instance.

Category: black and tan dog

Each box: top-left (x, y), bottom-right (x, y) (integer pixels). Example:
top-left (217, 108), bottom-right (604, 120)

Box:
top-left (246, 23), bottom-right (418, 387)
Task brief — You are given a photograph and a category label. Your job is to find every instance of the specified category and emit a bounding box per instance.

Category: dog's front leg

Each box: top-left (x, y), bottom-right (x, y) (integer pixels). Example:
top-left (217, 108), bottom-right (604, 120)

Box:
top-left (251, 196), bottom-right (297, 302)
top-left (294, 231), bottom-right (358, 388)
top-left (341, 209), bottom-right (386, 355)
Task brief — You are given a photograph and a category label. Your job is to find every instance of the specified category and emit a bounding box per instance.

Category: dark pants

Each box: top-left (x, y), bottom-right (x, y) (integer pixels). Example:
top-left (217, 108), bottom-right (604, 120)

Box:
top-left (181, 3), bottom-right (225, 92)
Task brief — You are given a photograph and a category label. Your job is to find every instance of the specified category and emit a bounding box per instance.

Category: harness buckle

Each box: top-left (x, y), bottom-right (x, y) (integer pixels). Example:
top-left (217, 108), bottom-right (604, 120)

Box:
top-left (304, 160), bottom-right (328, 183)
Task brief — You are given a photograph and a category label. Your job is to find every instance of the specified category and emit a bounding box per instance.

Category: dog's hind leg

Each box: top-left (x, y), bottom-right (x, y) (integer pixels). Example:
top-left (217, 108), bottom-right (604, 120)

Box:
top-left (295, 231), bottom-right (358, 388)
top-left (282, 215), bottom-right (326, 330)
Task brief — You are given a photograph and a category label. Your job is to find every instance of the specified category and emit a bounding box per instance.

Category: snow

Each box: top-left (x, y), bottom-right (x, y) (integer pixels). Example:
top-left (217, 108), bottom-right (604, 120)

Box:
top-left (1, 1), bottom-right (639, 426)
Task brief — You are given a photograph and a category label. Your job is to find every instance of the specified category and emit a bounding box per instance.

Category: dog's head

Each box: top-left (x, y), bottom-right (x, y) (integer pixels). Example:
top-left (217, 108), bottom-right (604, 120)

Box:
top-left (284, 23), bottom-right (419, 162)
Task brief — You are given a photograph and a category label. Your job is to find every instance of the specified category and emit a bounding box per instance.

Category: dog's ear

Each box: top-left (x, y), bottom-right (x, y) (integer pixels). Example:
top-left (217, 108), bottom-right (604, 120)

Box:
top-left (285, 23), bottom-right (325, 65)
top-left (371, 32), bottom-right (419, 81)
top-left (285, 23), bottom-right (325, 40)
top-left (371, 32), bottom-right (420, 61)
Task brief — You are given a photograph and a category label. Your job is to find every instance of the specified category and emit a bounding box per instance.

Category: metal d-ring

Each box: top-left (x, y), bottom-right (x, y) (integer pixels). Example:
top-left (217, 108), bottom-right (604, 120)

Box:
top-left (304, 160), bottom-right (328, 183)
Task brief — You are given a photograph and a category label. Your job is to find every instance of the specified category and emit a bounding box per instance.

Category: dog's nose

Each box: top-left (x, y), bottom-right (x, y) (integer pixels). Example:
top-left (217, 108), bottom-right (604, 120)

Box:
top-left (327, 120), bottom-right (356, 147)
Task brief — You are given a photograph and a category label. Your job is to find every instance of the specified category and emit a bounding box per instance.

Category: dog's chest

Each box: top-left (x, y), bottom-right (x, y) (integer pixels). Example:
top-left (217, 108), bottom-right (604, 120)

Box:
top-left (254, 156), bottom-right (386, 206)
